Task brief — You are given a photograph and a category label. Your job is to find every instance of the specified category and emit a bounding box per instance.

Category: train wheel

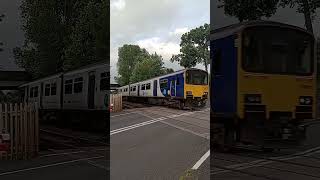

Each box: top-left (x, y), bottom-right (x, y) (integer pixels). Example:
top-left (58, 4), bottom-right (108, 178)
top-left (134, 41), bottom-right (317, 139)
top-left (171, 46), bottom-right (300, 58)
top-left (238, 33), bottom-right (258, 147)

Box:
top-left (179, 101), bottom-right (185, 110)
top-left (213, 124), bottom-right (236, 152)
top-left (222, 127), bottom-right (236, 152)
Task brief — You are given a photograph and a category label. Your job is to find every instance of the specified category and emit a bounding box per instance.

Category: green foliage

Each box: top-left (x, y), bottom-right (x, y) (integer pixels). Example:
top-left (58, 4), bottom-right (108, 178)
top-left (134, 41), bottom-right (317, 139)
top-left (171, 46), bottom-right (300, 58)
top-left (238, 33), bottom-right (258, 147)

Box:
top-left (13, 0), bottom-right (108, 79)
top-left (116, 45), bottom-right (175, 85)
top-left (0, 14), bottom-right (4, 52)
top-left (218, 0), bottom-right (319, 33)
top-left (0, 91), bottom-right (21, 103)
top-left (130, 53), bottom-right (169, 83)
top-left (64, 0), bottom-right (109, 71)
top-left (279, 0), bottom-right (319, 33)
top-left (171, 23), bottom-right (210, 71)
top-left (116, 44), bottom-right (149, 85)
top-left (218, 0), bottom-right (279, 22)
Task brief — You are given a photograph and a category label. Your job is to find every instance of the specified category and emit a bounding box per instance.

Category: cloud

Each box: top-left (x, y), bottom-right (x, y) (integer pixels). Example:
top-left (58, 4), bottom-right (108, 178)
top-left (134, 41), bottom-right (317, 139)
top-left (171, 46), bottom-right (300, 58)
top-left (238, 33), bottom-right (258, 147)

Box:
top-left (110, 0), bottom-right (210, 82)
top-left (137, 37), bottom-right (180, 61)
top-left (111, 0), bottom-right (126, 11)
top-left (169, 27), bottom-right (189, 36)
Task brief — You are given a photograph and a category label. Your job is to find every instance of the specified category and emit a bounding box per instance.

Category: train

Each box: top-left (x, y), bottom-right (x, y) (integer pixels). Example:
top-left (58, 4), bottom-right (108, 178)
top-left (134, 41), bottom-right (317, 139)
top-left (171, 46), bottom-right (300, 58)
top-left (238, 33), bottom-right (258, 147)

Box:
top-left (19, 61), bottom-right (109, 130)
top-left (118, 68), bottom-right (209, 109)
top-left (211, 21), bottom-right (316, 150)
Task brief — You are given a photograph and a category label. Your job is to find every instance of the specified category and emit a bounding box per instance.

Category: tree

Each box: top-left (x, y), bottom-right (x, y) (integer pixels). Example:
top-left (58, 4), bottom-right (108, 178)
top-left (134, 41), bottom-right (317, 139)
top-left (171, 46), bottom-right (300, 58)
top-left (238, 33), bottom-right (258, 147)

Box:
top-left (115, 45), bottom-right (149, 85)
top-left (0, 14), bottom-right (4, 52)
top-left (170, 23), bottom-right (210, 71)
top-left (163, 67), bottom-right (175, 74)
top-left (63, 0), bottom-right (109, 71)
top-left (218, 0), bottom-right (319, 34)
top-left (217, 0), bottom-right (279, 22)
top-left (130, 53), bottom-right (166, 83)
top-left (13, 0), bottom-right (108, 79)
top-left (279, 0), bottom-right (319, 34)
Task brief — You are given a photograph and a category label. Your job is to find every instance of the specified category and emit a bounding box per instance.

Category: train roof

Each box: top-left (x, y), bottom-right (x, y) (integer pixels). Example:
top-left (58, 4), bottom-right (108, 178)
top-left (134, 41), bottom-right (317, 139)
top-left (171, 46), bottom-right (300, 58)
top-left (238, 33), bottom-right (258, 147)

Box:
top-left (19, 61), bottom-right (108, 87)
top-left (118, 68), bottom-right (207, 88)
top-left (211, 20), bottom-right (313, 40)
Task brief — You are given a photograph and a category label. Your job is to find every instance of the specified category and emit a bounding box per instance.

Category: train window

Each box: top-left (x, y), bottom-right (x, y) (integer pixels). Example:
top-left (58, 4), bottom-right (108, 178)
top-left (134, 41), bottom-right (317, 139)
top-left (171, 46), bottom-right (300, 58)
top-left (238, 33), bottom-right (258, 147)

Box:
top-left (74, 77), bottom-right (83, 93)
top-left (29, 87), bottom-right (33, 98)
top-left (160, 79), bottom-right (168, 89)
top-left (65, 79), bottom-right (73, 94)
top-left (34, 87), bottom-right (39, 97)
top-left (141, 84), bottom-right (145, 90)
top-left (51, 83), bottom-right (57, 95)
top-left (133, 86), bottom-right (136, 91)
top-left (146, 83), bottom-right (151, 90)
top-left (100, 72), bottom-right (108, 91)
top-left (213, 48), bottom-right (222, 75)
top-left (45, 84), bottom-right (50, 96)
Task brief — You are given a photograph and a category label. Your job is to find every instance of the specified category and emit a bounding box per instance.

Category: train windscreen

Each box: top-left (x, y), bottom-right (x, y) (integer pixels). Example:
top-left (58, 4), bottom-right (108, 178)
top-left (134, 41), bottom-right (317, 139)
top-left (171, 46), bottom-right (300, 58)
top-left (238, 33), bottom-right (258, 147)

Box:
top-left (242, 26), bottom-right (314, 75)
top-left (186, 70), bottom-right (208, 85)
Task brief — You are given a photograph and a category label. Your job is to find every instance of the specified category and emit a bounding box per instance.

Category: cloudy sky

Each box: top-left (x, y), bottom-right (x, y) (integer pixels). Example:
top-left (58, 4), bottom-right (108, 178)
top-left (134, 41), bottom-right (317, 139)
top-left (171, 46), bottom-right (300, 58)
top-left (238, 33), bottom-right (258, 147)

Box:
top-left (0, 0), bottom-right (319, 81)
top-left (0, 0), bottom-right (24, 71)
top-left (211, 0), bottom-right (320, 35)
top-left (110, 0), bottom-right (210, 83)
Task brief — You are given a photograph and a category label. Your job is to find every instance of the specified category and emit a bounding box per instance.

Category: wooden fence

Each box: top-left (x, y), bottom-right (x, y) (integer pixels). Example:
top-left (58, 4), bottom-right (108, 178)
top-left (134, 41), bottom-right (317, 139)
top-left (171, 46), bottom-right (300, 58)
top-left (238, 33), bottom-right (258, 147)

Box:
top-left (0, 103), bottom-right (39, 160)
top-left (110, 94), bottom-right (123, 112)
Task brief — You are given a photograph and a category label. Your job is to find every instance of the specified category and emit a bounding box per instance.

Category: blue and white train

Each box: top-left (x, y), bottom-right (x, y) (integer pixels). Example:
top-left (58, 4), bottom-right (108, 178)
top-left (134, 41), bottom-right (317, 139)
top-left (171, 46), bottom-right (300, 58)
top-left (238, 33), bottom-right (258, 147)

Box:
top-left (118, 68), bottom-right (209, 108)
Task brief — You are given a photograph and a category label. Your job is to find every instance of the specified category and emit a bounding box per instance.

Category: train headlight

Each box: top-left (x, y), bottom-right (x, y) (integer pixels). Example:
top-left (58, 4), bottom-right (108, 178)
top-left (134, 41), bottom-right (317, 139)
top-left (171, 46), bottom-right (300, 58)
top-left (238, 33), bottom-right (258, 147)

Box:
top-left (203, 92), bottom-right (208, 95)
top-left (187, 91), bottom-right (192, 95)
top-left (244, 94), bottom-right (261, 104)
top-left (299, 96), bottom-right (312, 105)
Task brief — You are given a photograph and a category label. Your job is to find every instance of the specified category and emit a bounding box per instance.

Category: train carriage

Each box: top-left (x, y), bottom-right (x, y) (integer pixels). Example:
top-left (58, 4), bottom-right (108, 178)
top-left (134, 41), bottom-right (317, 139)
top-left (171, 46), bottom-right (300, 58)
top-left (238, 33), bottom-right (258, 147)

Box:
top-left (211, 21), bottom-right (316, 150)
top-left (19, 62), bottom-right (109, 131)
top-left (118, 68), bottom-right (209, 108)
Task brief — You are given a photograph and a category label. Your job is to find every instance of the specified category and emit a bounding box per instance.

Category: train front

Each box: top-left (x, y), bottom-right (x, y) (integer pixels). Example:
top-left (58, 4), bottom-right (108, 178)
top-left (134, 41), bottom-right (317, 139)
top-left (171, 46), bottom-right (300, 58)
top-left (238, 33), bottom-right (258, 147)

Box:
top-left (184, 69), bottom-right (209, 107)
top-left (239, 25), bottom-right (316, 147)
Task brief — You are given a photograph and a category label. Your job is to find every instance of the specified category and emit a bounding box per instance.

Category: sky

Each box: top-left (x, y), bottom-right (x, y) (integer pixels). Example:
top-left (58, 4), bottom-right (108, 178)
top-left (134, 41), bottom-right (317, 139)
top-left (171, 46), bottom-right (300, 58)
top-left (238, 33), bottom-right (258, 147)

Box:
top-left (211, 0), bottom-right (320, 35)
top-left (110, 0), bottom-right (210, 83)
top-left (0, 0), bottom-right (319, 81)
top-left (0, 0), bottom-right (24, 71)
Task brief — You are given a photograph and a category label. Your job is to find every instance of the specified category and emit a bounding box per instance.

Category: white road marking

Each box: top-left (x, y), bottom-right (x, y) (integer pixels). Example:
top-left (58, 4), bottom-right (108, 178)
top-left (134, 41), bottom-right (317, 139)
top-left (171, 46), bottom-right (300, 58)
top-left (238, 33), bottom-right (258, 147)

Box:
top-left (87, 160), bottom-right (108, 171)
top-left (213, 145), bottom-right (320, 175)
top-left (111, 112), bottom-right (139, 118)
top-left (160, 121), bottom-right (209, 140)
top-left (110, 111), bottom-right (199, 135)
top-left (40, 151), bottom-right (86, 157)
top-left (40, 148), bottom-right (107, 158)
top-left (0, 156), bottom-right (105, 176)
top-left (110, 117), bottom-right (167, 135)
top-left (192, 150), bottom-right (210, 170)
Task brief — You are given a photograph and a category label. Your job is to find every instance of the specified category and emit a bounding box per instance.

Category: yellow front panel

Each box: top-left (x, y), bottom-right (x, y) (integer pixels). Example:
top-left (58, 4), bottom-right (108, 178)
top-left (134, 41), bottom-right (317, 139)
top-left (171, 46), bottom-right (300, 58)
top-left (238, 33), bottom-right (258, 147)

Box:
top-left (184, 84), bottom-right (209, 99)
top-left (237, 73), bottom-right (315, 119)
top-left (237, 32), bottom-right (316, 119)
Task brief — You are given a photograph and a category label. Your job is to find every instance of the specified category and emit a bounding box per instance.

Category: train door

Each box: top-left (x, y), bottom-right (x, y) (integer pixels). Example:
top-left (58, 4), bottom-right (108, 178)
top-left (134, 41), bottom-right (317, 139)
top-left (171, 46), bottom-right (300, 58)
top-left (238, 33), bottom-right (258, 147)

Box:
top-left (153, 80), bottom-right (157, 96)
top-left (137, 85), bottom-right (140, 96)
top-left (40, 83), bottom-right (44, 109)
top-left (88, 72), bottom-right (96, 109)
top-left (170, 80), bottom-right (176, 96)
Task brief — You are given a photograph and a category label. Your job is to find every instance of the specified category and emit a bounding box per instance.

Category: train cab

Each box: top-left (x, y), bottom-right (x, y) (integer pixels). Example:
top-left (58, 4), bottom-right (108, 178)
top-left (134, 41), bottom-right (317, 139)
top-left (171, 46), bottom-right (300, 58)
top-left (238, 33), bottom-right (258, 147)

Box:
top-left (211, 20), bottom-right (316, 149)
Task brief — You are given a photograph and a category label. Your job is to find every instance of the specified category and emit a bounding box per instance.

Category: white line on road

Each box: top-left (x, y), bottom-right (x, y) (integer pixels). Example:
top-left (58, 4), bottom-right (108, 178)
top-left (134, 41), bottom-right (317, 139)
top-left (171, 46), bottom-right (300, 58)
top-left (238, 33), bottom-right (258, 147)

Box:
top-left (110, 111), bottom-right (200, 135)
top-left (111, 112), bottom-right (139, 118)
top-left (192, 150), bottom-right (210, 170)
top-left (110, 117), bottom-right (167, 135)
top-left (213, 145), bottom-right (320, 175)
top-left (0, 156), bottom-right (105, 176)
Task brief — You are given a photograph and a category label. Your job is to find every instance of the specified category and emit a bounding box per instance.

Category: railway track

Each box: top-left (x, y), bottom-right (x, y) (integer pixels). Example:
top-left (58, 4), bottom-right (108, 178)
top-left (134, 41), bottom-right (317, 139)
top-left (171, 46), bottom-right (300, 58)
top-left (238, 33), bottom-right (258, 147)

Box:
top-left (40, 128), bottom-right (108, 150)
top-left (122, 101), bottom-right (151, 109)
top-left (212, 147), bottom-right (320, 179)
